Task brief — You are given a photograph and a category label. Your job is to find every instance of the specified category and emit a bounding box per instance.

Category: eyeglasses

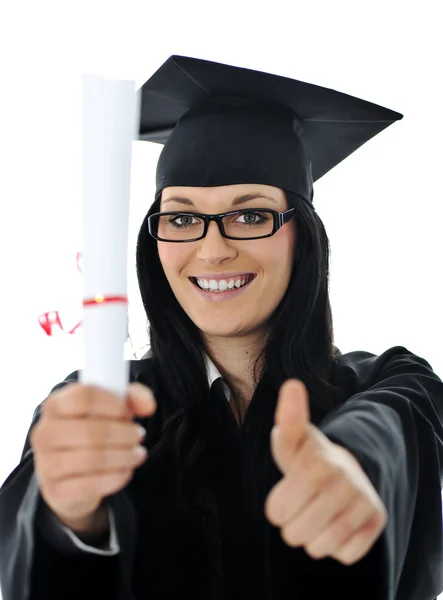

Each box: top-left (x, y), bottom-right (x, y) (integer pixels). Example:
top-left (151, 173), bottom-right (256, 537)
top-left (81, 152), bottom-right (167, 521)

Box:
top-left (147, 208), bottom-right (296, 242)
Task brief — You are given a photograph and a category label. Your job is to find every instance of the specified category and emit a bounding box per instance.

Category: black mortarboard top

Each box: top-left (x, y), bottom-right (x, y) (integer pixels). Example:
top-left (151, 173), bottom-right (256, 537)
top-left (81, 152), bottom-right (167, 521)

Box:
top-left (138, 55), bottom-right (403, 205)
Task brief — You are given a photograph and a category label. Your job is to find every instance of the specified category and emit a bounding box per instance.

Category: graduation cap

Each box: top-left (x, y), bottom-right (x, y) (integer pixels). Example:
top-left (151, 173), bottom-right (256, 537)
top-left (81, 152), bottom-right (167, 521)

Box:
top-left (138, 55), bottom-right (403, 205)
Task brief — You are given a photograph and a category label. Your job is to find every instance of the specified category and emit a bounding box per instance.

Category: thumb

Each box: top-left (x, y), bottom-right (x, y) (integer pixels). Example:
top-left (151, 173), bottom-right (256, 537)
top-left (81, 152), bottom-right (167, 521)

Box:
top-left (125, 382), bottom-right (157, 418)
top-left (271, 379), bottom-right (310, 474)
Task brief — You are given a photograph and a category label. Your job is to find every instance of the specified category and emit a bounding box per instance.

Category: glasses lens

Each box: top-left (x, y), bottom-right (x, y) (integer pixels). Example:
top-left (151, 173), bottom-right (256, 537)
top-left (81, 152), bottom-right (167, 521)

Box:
top-left (152, 210), bottom-right (275, 241)
top-left (155, 213), bottom-right (205, 241)
top-left (223, 210), bottom-right (274, 238)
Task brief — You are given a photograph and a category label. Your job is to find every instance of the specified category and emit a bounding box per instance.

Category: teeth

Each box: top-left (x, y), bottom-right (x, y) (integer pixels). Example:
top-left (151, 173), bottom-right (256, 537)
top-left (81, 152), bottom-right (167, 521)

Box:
top-left (195, 276), bottom-right (252, 292)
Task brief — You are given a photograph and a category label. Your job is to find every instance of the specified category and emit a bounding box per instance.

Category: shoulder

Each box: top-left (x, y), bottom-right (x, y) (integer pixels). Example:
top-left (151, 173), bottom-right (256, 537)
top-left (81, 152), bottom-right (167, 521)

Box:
top-left (331, 345), bottom-right (440, 401)
top-left (334, 344), bottom-right (436, 375)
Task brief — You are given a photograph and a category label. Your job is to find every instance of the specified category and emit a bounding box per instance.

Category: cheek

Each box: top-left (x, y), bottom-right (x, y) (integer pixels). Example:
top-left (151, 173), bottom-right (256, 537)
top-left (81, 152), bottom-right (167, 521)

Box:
top-left (157, 245), bottom-right (190, 293)
top-left (258, 229), bottom-right (294, 275)
top-left (157, 244), bottom-right (188, 275)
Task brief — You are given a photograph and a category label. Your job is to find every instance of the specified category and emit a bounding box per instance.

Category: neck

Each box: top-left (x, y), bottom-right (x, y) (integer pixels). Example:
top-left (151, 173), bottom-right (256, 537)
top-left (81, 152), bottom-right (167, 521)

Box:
top-left (203, 330), bottom-right (267, 402)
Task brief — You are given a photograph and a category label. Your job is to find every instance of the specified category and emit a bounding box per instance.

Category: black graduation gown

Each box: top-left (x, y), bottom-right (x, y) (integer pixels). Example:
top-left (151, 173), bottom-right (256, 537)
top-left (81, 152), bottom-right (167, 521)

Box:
top-left (0, 345), bottom-right (442, 600)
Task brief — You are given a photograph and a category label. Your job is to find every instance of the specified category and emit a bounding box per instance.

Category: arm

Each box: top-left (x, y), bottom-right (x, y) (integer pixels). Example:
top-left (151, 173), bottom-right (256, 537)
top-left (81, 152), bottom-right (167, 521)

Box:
top-left (319, 346), bottom-right (443, 599)
top-left (0, 373), bottom-right (125, 600)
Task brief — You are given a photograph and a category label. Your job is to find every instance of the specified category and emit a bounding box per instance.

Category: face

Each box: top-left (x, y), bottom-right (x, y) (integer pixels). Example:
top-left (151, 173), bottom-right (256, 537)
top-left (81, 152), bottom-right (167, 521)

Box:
top-left (157, 184), bottom-right (296, 340)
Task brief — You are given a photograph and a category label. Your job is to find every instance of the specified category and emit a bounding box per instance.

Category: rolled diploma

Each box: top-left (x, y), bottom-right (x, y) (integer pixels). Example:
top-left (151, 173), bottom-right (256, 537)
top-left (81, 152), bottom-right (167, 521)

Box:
top-left (80, 74), bottom-right (140, 398)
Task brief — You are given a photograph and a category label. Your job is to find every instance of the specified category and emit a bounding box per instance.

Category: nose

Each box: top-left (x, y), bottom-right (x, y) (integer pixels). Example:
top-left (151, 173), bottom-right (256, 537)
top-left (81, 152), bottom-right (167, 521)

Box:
top-left (196, 221), bottom-right (237, 264)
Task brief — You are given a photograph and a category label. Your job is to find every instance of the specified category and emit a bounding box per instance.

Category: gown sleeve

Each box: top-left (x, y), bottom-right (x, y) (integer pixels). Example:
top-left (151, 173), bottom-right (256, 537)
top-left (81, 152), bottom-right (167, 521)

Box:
top-left (318, 346), bottom-right (443, 600)
top-left (36, 499), bottom-right (120, 555)
top-left (0, 370), bottom-right (138, 600)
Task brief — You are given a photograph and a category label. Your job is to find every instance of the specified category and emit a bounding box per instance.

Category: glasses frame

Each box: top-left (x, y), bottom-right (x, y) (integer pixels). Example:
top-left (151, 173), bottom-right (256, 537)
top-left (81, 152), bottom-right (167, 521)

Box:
top-left (147, 207), bottom-right (296, 242)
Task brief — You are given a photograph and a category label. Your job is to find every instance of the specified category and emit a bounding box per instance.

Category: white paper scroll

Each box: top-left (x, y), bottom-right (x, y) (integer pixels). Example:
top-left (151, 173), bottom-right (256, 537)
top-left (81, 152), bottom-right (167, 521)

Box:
top-left (80, 74), bottom-right (140, 398)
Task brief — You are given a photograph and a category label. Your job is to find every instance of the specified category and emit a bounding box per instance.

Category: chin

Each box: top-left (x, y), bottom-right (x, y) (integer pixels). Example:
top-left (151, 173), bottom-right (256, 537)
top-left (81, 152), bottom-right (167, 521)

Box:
top-left (193, 318), bottom-right (249, 338)
top-left (198, 326), bottom-right (245, 338)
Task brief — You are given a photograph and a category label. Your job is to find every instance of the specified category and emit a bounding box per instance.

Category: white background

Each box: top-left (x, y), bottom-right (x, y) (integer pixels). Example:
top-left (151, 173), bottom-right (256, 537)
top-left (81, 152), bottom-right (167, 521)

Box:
top-left (0, 1), bottom-right (441, 597)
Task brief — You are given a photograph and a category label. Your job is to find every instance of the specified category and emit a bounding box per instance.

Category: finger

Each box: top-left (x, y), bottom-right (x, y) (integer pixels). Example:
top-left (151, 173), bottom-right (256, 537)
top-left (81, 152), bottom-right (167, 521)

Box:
top-left (34, 420), bottom-right (145, 451)
top-left (272, 380), bottom-right (310, 474)
top-left (266, 434), bottom-right (332, 526)
top-left (122, 402), bottom-right (134, 421)
top-left (48, 468), bottom-right (135, 503)
top-left (275, 379), bottom-right (310, 438)
top-left (331, 513), bottom-right (386, 565)
top-left (305, 498), bottom-right (383, 561)
top-left (41, 445), bottom-right (148, 482)
top-left (44, 384), bottom-right (127, 420)
top-left (127, 382), bottom-right (157, 409)
top-left (279, 473), bottom-right (359, 546)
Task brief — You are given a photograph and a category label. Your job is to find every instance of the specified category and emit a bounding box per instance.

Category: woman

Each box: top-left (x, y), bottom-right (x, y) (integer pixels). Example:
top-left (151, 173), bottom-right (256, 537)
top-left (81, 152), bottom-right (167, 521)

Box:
top-left (1, 55), bottom-right (442, 600)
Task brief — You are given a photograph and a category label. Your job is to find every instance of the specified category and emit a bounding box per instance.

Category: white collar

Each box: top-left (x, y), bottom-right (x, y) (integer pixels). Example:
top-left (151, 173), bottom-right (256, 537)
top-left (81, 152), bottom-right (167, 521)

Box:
top-left (204, 354), bottom-right (223, 385)
top-left (204, 354), bottom-right (230, 402)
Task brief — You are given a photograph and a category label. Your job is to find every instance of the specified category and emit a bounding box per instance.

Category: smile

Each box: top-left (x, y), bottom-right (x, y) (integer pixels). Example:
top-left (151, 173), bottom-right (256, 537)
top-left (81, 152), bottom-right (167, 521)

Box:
top-left (189, 274), bottom-right (256, 301)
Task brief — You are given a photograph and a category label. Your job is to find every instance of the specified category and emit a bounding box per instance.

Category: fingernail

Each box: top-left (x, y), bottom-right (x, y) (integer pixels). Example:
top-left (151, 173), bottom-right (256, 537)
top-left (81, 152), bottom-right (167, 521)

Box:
top-left (133, 445), bottom-right (147, 458)
top-left (271, 425), bottom-right (281, 443)
top-left (137, 425), bottom-right (147, 439)
top-left (133, 383), bottom-right (155, 403)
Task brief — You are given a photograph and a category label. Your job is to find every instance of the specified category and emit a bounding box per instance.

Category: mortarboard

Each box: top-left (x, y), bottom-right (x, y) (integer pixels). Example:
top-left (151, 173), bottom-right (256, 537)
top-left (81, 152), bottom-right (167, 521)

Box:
top-left (138, 55), bottom-right (403, 206)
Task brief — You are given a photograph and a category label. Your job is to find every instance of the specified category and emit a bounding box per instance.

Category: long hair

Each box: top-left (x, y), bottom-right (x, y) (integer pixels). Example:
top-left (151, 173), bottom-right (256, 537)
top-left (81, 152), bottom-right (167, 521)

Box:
top-left (135, 190), bottom-right (341, 511)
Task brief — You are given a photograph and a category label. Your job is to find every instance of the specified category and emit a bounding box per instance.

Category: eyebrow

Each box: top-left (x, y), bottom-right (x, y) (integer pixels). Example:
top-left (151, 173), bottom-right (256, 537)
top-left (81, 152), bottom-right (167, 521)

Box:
top-left (161, 193), bottom-right (278, 208)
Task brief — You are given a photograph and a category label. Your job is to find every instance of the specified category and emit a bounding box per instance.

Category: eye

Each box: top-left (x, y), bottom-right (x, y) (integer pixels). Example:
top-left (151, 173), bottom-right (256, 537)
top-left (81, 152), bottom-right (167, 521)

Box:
top-left (167, 214), bottom-right (201, 229)
top-left (234, 211), bottom-right (270, 225)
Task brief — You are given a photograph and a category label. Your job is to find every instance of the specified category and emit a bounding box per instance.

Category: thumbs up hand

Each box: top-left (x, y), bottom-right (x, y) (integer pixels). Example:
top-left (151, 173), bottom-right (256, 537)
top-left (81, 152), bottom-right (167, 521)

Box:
top-left (264, 379), bottom-right (387, 565)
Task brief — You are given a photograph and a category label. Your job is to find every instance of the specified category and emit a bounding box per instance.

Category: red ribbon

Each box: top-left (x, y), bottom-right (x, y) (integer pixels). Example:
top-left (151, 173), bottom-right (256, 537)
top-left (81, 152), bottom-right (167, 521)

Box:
top-left (38, 252), bottom-right (128, 337)
top-left (38, 311), bottom-right (83, 336)
top-left (83, 294), bottom-right (128, 307)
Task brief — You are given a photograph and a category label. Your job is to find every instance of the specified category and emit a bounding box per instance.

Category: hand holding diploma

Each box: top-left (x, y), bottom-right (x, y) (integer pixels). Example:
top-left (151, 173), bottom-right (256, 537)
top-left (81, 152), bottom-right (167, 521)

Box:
top-left (31, 382), bottom-right (156, 528)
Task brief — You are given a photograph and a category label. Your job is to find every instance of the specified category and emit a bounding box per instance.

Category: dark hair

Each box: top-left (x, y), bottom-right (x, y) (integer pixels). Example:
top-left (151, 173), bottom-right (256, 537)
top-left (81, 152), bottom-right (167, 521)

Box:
top-left (135, 190), bottom-right (341, 516)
